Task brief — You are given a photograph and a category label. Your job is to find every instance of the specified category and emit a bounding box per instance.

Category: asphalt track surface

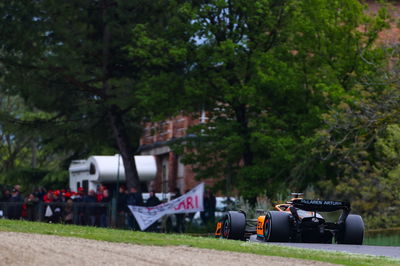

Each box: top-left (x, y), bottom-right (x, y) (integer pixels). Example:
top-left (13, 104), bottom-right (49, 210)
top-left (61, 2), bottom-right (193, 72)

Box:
top-left (249, 235), bottom-right (400, 259)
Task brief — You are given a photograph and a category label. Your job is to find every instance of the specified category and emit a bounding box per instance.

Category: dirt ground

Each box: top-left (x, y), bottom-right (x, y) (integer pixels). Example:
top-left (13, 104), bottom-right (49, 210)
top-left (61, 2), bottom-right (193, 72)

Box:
top-left (0, 231), bottom-right (334, 266)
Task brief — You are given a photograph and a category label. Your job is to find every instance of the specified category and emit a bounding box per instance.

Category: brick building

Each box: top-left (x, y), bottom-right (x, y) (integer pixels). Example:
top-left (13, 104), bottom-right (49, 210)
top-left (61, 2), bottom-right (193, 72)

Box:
top-left (366, 1), bottom-right (400, 47)
top-left (138, 112), bottom-right (214, 194)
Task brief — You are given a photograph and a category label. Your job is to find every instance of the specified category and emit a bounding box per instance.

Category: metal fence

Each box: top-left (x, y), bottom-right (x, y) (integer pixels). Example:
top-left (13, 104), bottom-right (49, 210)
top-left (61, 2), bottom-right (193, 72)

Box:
top-left (0, 201), bottom-right (117, 228)
top-left (0, 201), bottom-right (211, 232)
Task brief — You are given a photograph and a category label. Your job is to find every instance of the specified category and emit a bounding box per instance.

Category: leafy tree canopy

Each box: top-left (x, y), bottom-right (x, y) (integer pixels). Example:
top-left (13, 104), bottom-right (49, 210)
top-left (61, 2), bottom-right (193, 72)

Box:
top-left (0, 0), bottom-right (195, 190)
top-left (175, 0), bottom-right (389, 200)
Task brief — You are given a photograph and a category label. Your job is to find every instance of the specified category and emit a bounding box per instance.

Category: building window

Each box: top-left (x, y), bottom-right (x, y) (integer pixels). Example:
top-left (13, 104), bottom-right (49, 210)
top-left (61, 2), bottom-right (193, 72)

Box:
top-left (162, 158), bottom-right (169, 193)
top-left (89, 163), bottom-right (96, 175)
top-left (177, 156), bottom-right (185, 191)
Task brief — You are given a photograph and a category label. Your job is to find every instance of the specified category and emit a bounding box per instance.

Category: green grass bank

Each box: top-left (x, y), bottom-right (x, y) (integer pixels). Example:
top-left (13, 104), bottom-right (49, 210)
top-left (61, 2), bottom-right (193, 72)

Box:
top-left (0, 219), bottom-right (399, 266)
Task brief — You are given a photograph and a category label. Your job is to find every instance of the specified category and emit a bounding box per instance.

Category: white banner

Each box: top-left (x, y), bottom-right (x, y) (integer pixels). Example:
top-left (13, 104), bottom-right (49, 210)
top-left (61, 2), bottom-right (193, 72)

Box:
top-left (128, 183), bottom-right (204, 231)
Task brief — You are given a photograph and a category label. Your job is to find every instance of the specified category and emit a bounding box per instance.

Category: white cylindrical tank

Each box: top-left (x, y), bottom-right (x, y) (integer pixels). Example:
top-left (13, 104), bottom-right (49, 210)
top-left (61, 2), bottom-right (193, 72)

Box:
top-left (87, 155), bottom-right (156, 182)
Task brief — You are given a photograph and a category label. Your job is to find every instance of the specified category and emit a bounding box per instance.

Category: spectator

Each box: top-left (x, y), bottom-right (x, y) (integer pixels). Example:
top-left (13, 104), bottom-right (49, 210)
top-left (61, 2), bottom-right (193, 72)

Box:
top-left (24, 193), bottom-right (39, 221)
top-left (73, 187), bottom-right (86, 225)
top-left (63, 198), bottom-right (74, 224)
top-left (116, 185), bottom-right (127, 228)
top-left (208, 190), bottom-right (216, 223)
top-left (146, 191), bottom-right (161, 207)
top-left (126, 187), bottom-right (143, 230)
top-left (53, 190), bottom-right (63, 202)
top-left (0, 188), bottom-right (11, 218)
top-left (146, 191), bottom-right (161, 232)
top-left (52, 190), bottom-right (63, 222)
top-left (201, 190), bottom-right (210, 225)
top-left (43, 190), bottom-right (55, 223)
top-left (34, 187), bottom-right (46, 201)
top-left (126, 187), bottom-right (143, 206)
top-left (63, 190), bottom-right (72, 201)
top-left (96, 185), bottom-right (105, 202)
top-left (201, 189), bottom-right (217, 225)
top-left (172, 188), bottom-right (185, 233)
top-left (43, 191), bottom-right (55, 203)
top-left (60, 189), bottom-right (67, 202)
top-left (0, 189), bottom-right (11, 202)
top-left (8, 188), bottom-right (23, 220)
top-left (84, 189), bottom-right (98, 226)
top-left (14, 185), bottom-right (21, 193)
top-left (99, 189), bottom-right (110, 228)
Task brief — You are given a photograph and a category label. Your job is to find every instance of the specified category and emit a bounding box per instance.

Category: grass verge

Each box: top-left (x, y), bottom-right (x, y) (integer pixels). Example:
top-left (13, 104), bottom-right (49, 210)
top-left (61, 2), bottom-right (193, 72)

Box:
top-left (0, 219), bottom-right (399, 266)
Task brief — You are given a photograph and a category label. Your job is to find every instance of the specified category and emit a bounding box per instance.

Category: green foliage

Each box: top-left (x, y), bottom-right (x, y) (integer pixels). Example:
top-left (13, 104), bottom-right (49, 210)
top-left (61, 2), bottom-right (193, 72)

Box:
top-left (0, 167), bottom-right (48, 193)
top-left (175, 0), bottom-right (388, 201)
top-left (235, 196), bottom-right (272, 219)
top-left (0, 0), bottom-right (195, 189)
top-left (40, 170), bottom-right (69, 190)
top-left (0, 0), bottom-right (397, 214)
top-left (0, 166), bottom-right (69, 193)
top-left (0, 93), bottom-right (64, 175)
top-left (314, 85), bottom-right (400, 229)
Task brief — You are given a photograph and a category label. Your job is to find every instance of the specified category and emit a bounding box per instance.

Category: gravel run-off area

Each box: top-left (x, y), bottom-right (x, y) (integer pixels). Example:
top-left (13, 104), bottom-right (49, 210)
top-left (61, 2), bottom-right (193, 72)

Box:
top-left (0, 231), bottom-right (335, 266)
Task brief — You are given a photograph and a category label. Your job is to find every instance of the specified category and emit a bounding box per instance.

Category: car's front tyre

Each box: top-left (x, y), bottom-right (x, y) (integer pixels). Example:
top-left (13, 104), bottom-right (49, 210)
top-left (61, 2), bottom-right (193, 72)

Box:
top-left (220, 211), bottom-right (246, 240)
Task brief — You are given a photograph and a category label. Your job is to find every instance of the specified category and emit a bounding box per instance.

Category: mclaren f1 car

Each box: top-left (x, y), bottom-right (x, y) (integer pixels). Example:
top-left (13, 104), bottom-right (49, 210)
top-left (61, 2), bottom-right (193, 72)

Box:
top-left (215, 193), bottom-right (364, 245)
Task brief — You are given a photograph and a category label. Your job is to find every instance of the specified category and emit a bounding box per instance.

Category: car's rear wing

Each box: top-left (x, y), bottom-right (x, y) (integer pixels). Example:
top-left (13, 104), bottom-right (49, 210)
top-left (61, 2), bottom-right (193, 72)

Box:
top-left (292, 199), bottom-right (350, 212)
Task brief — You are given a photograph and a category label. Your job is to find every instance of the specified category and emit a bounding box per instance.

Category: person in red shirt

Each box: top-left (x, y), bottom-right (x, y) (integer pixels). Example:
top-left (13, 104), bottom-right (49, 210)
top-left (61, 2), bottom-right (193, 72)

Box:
top-left (43, 191), bottom-right (55, 223)
top-left (74, 187), bottom-right (86, 225)
top-left (43, 191), bottom-right (54, 203)
top-left (96, 185), bottom-right (105, 202)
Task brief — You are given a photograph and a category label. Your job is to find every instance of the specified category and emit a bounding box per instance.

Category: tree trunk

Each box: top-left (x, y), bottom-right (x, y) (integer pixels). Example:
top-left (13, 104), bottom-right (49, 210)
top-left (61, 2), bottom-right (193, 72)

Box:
top-left (108, 106), bottom-right (141, 191)
top-left (100, 3), bottom-right (140, 191)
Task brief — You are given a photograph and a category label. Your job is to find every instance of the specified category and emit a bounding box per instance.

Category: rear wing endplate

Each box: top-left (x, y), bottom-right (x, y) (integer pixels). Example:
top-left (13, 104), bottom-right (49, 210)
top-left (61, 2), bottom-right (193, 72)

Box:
top-left (292, 199), bottom-right (350, 212)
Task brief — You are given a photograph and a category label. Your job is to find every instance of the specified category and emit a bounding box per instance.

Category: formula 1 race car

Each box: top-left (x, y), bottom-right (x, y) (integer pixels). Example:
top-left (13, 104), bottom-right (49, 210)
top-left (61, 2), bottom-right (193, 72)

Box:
top-left (215, 193), bottom-right (364, 245)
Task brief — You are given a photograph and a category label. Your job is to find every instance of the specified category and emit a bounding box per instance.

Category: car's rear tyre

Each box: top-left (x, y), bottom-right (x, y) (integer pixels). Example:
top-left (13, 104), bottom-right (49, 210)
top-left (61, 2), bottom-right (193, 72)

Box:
top-left (221, 211), bottom-right (246, 240)
top-left (337, 214), bottom-right (364, 245)
top-left (264, 211), bottom-right (290, 242)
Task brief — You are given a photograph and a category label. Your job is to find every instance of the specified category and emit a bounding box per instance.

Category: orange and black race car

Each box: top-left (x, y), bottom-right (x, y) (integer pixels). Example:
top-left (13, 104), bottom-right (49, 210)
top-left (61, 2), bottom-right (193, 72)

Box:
top-left (215, 193), bottom-right (364, 245)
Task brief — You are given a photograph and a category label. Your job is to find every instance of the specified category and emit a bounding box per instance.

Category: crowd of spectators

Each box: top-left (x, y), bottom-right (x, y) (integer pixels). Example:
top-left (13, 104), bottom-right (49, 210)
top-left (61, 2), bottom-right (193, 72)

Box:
top-left (0, 184), bottom-right (217, 232)
top-left (0, 184), bottom-right (112, 226)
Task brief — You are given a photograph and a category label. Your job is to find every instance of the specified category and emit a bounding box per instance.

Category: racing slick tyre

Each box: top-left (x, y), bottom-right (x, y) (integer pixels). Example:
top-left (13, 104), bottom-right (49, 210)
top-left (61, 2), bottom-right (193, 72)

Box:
top-left (264, 211), bottom-right (290, 242)
top-left (221, 211), bottom-right (246, 240)
top-left (337, 214), bottom-right (364, 245)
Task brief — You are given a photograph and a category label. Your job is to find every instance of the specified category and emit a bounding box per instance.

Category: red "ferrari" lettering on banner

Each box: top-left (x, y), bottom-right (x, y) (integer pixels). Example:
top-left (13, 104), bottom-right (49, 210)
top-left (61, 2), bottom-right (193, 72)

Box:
top-left (174, 195), bottom-right (199, 210)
